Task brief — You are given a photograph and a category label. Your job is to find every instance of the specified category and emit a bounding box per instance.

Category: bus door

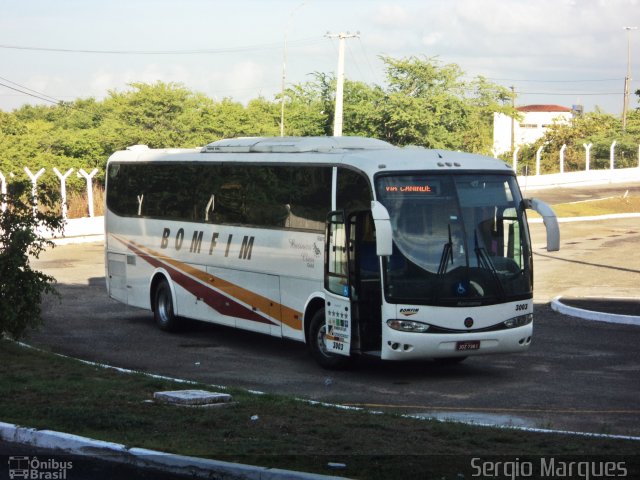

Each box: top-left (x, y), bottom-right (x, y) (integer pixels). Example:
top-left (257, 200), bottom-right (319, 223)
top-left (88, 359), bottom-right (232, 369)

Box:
top-left (324, 211), bottom-right (352, 357)
top-left (348, 211), bottom-right (383, 353)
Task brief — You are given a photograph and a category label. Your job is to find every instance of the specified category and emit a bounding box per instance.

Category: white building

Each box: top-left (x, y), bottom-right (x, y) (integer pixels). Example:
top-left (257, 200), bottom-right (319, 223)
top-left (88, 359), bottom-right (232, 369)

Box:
top-left (493, 104), bottom-right (574, 156)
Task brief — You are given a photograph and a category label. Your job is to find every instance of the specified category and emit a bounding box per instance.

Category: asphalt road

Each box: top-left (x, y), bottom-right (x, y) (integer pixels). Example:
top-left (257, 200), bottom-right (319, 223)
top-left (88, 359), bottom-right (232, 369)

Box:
top-left (25, 183), bottom-right (640, 437)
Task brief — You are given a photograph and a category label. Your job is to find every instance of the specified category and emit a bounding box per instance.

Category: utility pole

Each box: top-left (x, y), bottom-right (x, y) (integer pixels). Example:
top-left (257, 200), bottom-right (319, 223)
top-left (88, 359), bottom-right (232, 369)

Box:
top-left (622, 26), bottom-right (638, 131)
top-left (326, 32), bottom-right (359, 137)
top-left (510, 86), bottom-right (516, 153)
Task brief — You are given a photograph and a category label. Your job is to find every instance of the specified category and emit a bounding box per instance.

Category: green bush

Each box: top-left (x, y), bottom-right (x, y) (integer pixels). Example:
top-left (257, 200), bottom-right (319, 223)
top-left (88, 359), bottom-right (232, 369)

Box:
top-left (0, 181), bottom-right (63, 339)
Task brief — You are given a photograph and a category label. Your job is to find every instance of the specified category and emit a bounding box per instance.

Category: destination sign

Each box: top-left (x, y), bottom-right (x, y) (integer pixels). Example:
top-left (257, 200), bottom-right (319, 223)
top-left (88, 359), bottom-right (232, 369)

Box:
top-left (384, 183), bottom-right (440, 195)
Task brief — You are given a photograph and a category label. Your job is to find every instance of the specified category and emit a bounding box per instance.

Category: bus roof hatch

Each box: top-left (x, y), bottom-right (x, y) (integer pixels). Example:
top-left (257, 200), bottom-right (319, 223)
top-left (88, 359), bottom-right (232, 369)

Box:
top-left (201, 136), bottom-right (394, 154)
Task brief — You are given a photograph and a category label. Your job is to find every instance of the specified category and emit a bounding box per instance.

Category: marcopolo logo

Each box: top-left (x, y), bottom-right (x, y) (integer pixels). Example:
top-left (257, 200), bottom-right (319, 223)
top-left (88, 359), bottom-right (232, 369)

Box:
top-left (8, 456), bottom-right (73, 480)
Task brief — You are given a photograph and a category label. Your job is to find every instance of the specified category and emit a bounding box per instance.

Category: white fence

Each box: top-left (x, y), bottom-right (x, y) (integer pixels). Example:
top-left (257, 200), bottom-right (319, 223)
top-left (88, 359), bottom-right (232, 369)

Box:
top-left (496, 140), bottom-right (640, 177)
top-left (509, 140), bottom-right (640, 190)
top-left (0, 167), bottom-right (98, 217)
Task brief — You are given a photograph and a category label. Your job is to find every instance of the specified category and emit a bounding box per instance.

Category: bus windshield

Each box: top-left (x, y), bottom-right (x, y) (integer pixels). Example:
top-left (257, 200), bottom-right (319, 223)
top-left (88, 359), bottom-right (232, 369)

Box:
top-left (375, 173), bottom-right (532, 307)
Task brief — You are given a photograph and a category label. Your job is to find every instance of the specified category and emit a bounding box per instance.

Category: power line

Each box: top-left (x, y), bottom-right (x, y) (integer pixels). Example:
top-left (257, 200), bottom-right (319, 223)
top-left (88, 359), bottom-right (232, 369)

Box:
top-left (356, 37), bottom-right (378, 81)
top-left (0, 80), bottom-right (60, 105)
top-left (485, 77), bottom-right (621, 83)
top-left (0, 38), bottom-right (322, 55)
top-left (0, 75), bottom-right (62, 104)
top-left (518, 91), bottom-right (621, 96)
top-left (0, 76), bottom-right (111, 120)
top-left (346, 41), bottom-right (367, 82)
top-left (0, 73), bottom-right (285, 115)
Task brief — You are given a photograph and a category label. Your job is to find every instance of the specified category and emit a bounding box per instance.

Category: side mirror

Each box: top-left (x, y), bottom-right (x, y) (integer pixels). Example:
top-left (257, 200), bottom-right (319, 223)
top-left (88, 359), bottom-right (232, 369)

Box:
top-left (524, 198), bottom-right (560, 252)
top-left (371, 201), bottom-right (393, 256)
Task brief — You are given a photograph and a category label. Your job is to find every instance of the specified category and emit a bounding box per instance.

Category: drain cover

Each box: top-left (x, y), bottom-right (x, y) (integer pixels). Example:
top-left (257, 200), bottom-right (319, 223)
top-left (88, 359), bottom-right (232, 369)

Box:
top-left (153, 389), bottom-right (232, 406)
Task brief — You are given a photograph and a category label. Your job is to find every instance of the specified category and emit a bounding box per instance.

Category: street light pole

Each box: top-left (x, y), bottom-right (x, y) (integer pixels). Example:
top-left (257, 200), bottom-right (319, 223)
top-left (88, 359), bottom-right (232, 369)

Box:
top-left (622, 26), bottom-right (638, 131)
top-left (280, 1), bottom-right (308, 137)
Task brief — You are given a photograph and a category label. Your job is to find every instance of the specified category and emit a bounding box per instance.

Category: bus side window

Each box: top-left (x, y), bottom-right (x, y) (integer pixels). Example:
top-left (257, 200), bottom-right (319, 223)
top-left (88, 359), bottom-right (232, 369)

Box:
top-left (358, 213), bottom-right (379, 280)
top-left (337, 167), bottom-right (372, 213)
top-left (326, 212), bottom-right (349, 296)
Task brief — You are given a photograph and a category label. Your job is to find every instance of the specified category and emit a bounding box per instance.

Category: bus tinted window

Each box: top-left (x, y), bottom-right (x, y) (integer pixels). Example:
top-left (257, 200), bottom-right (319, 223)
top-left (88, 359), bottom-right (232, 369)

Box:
top-left (337, 167), bottom-right (372, 213)
top-left (107, 162), bottom-right (332, 231)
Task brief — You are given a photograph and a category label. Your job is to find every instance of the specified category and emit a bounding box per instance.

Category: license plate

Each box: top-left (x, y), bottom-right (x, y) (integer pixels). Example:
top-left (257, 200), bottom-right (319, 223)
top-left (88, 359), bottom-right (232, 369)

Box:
top-left (456, 340), bottom-right (480, 351)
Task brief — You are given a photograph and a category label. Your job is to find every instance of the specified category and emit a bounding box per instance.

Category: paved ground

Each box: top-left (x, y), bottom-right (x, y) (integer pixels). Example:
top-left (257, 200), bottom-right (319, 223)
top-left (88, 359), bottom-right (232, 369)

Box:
top-left (530, 217), bottom-right (640, 304)
top-left (23, 183), bottom-right (640, 438)
top-left (559, 297), bottom-right (638, 316)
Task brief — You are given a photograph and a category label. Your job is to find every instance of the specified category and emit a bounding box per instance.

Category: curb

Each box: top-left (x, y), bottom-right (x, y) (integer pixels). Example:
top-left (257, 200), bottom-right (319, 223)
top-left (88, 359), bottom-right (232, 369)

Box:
top-left (0, 422), bottom-right (347, 480)
top-left (551, 296), bottom-right (640, 326)
top-left (527, 212), bottom-right (640, 224)
top-left (51, 234), bottom-right (104, 245)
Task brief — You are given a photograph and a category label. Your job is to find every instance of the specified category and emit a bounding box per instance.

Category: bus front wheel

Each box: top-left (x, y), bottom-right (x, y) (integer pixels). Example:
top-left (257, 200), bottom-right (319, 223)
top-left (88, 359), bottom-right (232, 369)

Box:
top-left (308, 309), bottom-right (352, 370)
top-left (153, 280), bottom-right (180, 332)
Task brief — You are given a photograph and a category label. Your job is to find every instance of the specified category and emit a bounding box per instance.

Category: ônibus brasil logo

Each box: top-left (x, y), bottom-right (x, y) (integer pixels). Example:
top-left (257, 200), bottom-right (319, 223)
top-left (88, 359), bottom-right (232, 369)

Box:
top-left (8, 456), bottom-right (73, 480)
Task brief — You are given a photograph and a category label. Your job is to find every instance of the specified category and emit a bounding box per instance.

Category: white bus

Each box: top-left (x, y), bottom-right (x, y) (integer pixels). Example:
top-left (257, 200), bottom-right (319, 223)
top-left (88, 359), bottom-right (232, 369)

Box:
top-left (105, 136), bottom-right (559, 369)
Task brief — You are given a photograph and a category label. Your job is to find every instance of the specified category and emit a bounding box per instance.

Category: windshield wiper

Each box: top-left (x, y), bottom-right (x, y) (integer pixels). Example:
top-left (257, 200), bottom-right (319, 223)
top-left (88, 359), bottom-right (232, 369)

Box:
top-left (437, 224), bottom-right (454, 275)
top-left (432, 224), bottom-right (455, 303)
top-left (474, 230), bottom-right (505, 299)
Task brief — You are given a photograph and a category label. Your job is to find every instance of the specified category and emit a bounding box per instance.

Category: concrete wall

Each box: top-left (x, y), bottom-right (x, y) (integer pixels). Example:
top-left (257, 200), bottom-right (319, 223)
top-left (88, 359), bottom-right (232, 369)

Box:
top-left (518, 166), bottom-right (640, 191)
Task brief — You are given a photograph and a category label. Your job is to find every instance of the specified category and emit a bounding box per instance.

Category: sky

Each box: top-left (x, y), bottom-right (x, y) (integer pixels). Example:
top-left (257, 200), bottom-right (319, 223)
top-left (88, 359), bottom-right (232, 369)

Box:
top-left (0, 0), bottom-right (639, 115)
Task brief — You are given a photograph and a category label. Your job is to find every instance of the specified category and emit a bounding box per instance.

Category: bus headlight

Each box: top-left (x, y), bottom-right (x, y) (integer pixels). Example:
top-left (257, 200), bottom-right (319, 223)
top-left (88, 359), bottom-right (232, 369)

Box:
top-left (503, 313), bottom-right (533, 329)
top-left (387, 319), bottom-right (430, 333)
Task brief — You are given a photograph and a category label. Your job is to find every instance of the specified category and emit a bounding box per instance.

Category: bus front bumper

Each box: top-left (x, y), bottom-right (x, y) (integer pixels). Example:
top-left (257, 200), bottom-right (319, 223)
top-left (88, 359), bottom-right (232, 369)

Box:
top-left (380, 323), bottom-right (533, 361)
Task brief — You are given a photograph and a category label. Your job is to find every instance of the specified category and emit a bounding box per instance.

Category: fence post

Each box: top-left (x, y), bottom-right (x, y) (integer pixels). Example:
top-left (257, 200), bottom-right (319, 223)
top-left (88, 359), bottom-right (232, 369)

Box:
top-left (610, 140), bottom-right (617, 170)
top-left (0, 171), bottom-right (6, 213)
top-left (559, 144), bottom-right (567, 174)
top-left (512, 146), bottom-right (520, 173)
top-left (24, 167), bottom-right (46, 216)
top-left (583, 143), bottom-right (593, 171)
top-left (53, 168), bottom-right (74, 220)
top-left (535, 146), bottom-right (543, 176)
top-left (78, 168), bottom-right (99, 218)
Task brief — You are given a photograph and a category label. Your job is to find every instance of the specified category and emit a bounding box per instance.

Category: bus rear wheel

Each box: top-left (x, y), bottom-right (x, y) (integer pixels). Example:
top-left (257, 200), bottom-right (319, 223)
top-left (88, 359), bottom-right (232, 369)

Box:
top-left (308, 309), bottom-right (352, 370)
top-left (153, 280), bottom-right (180, 332)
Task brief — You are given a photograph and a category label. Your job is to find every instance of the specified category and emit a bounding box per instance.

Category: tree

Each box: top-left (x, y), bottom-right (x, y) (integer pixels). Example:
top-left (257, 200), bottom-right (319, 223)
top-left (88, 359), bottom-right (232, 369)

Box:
top-left (280, 74), bottom-right (333, 136)
top-left (99, 81), bottom-right (220, 150)
top-left (342, 80), bottom-right (387, 139)
top-left (365, 56), bottom-right (514, 152)
top-left (0, 181), bottom-right (63, 339)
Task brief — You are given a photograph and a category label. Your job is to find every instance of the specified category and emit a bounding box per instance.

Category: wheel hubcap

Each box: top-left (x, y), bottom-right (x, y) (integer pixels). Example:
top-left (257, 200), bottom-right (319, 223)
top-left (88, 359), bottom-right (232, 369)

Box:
top-left (158, 290), bottom-right (172, 323)
top-left (316, 325), bottom-right (330, 357)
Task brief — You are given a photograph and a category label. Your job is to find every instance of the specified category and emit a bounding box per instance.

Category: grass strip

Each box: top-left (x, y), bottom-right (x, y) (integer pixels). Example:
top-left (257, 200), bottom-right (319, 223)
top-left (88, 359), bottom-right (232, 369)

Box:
top-left (528, 194), bottom-right (640, 218)
top-left (1, 339), bottom-right (638, 479)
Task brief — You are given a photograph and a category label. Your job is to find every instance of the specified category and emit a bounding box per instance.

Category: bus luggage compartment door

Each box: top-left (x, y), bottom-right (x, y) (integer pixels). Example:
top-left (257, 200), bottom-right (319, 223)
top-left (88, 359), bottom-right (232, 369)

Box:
top-left (107, 252), bottom-right (128, 303)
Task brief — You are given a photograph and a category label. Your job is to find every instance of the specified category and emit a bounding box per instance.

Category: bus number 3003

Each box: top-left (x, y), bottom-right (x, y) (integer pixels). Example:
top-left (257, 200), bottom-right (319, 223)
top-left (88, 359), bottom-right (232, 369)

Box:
top-left (332, 342), bottom-right (344, 351)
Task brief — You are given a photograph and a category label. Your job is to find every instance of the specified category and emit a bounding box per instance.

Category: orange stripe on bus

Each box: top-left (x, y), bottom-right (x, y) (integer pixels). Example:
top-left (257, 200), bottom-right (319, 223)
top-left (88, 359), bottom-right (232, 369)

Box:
top-left (113, 235), bottom-right (303, 331)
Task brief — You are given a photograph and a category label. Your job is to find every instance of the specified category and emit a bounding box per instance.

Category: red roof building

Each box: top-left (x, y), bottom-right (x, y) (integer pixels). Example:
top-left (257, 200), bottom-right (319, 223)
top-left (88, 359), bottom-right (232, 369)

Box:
top-left (493, 104), bottom-right (575, 155)
top-left (517, 104), bottom-right (573, 113)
